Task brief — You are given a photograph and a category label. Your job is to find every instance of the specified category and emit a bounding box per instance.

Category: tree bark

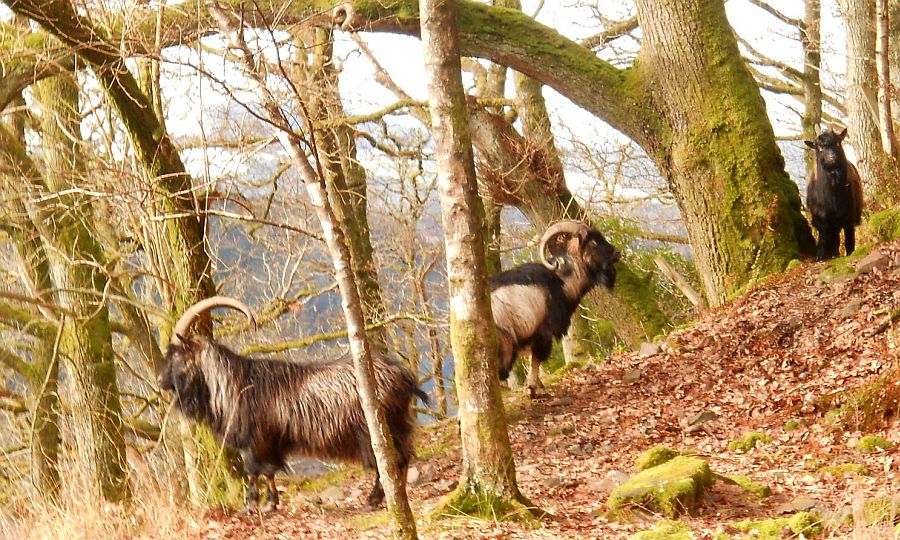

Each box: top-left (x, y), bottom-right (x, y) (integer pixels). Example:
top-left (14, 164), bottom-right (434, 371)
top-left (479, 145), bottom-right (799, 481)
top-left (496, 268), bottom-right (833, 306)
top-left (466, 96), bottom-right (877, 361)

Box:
top-left (878, 0), bottom-right (897, 156)
top-left (7, 0), bottom-right (255, 506)
top-left (843, 0), bottom-right (883, 190)
top-left (0, 75), bottom-right (131, 501)
top-left (419, 0), bottom-right (531, 518)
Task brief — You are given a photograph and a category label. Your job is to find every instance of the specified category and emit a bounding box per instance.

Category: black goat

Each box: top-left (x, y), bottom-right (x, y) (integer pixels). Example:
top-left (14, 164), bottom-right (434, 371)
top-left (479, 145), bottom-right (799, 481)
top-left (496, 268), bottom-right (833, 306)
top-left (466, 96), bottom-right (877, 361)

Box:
top-left (489, 220), bottom-right (620, 396)
top-left (805, 127), bottom-right (864, 260)
top-left (158, 297), bottom-right (426, 512)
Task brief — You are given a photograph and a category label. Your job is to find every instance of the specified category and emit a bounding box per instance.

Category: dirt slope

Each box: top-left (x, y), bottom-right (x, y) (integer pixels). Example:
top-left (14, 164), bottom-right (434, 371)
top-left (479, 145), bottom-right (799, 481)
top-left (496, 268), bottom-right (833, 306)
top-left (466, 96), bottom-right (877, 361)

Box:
top-left (199, 243), bottom-right (900, 539)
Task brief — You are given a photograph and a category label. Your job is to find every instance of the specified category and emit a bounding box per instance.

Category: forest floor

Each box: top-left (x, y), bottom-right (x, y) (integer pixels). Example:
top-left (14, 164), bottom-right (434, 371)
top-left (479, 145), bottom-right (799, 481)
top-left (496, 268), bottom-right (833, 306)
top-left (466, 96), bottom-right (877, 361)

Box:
top-left (196, 241), bottom-right (900, 539)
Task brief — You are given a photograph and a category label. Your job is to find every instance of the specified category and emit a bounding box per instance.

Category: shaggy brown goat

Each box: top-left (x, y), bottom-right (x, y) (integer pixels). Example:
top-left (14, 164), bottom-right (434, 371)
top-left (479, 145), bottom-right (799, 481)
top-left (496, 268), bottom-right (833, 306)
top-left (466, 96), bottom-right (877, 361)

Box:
top-left (158, 297), bottom-right (426, 512)
top-left (805, 127), bottom-right (864, 260)
top-left (490, 220), bottom-right (620, 396)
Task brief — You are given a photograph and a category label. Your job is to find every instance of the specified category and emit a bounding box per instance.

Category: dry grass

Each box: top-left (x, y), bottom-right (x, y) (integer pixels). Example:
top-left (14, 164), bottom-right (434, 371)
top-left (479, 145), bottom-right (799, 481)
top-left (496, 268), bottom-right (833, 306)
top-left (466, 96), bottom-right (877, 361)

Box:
top-left (0, 453), bottom-right (202, 540)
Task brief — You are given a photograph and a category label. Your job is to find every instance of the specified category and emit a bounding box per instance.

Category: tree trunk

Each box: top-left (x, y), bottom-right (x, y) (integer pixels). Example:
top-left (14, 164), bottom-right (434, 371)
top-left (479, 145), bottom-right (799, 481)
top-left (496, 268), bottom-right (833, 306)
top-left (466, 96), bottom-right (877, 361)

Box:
top-left (5, 0), bottom-right (251, 506)
top-left (304, 28), bottom-right (393, 358)
top-left (633, 0), bottom-right (814, 305)
top-left (801, 0), bottom-right (822, 176)
top-left (419, 0), bottom-right (532, 519)
top-left (843, 0), bottom-right (883, 191)
top-left (206, 5), bottom-right (418, 536)
top-left (878, 0), bottom-right (897, 156)
top-left (3, 91), bottom-right (61, 503)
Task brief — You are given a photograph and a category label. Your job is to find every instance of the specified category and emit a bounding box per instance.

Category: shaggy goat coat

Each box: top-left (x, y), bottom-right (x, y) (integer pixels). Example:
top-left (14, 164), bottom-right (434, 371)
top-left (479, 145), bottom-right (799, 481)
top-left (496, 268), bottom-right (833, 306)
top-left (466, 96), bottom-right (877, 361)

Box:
top-left (805, 128), bottom-right (864, 260)
top-left (489, 228), bottom-right (619, 386)
top-left (159, 335), bottom-right (423, 483)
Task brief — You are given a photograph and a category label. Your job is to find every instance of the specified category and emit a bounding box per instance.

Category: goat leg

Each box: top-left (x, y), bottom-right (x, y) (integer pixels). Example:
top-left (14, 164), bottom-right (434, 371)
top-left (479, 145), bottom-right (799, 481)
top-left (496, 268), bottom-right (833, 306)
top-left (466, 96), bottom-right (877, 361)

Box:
top-left (527, 355), bottom-right (545, 398)
top-left (242, 474), bottom-right (260, 514)
top-left (261, 474), bottom-right (279, 513)
top-left (844, 226), bottom-right (856, 256)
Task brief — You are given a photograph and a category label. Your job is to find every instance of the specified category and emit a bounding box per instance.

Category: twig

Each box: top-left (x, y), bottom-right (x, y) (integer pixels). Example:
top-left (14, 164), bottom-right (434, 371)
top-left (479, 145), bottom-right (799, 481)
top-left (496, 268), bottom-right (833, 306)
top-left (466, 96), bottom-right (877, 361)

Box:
top-left (871, 307), bottom-right (900, 336)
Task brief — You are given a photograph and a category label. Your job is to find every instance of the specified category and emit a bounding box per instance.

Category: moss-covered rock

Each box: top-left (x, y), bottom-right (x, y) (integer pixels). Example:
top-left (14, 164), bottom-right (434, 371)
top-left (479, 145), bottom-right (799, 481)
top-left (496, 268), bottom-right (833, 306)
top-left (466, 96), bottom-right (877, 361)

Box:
top-left (868, 208), bottom-right (900, 242)
top-left (635, 446), bottom-right (682, 472)
top-left (723, 474), bottom-right (773, 498)
top-left (857, 435), bottom-right (894, 453)
top-left (818, 463), bottom-right (869, 478)
top-left (630, 519), bottom-right (693, 539)
top-left (732, 512), bottom-right (823, 538)
top-left (607, 456), bottom-right (714, 519)
top-left (782, 419), bottom-right (801, 432)
top-left (727, 432), bottom-right (772, 452)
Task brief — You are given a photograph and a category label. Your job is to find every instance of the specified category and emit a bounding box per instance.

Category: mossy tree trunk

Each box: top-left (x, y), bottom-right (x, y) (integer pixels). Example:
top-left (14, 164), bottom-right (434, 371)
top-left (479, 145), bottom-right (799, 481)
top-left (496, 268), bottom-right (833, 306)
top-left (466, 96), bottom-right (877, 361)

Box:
top-left (419, 0), bottom-right (531, 517)
top-left (303, 28), bottom-right (393, 358)
top-left (4, 0), bottom-right (245, 506)
top-left (633, 0), bottom-right (814, 304)
top-left (0, 74), bottom-right (131, 502)
top-left (2, 90), bottom-right (62, 503)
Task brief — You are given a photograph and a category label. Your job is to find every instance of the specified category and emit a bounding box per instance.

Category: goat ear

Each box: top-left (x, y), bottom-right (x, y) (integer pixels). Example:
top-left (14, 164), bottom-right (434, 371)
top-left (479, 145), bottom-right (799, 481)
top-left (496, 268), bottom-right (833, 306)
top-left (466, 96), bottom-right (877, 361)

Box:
top-left (838, 127), bottom-right (848, 141)
top-left (804, 140), bottom-right (816, 149)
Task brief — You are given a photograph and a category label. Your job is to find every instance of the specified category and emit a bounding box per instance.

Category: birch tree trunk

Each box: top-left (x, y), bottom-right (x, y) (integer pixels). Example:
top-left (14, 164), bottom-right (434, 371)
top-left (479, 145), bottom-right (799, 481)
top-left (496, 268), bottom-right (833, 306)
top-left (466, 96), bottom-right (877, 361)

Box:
top-left (207, 5), bottom-right (417, 537)
top-left (419, 0), bottom-right (532, 518)
top-left (877, 0), bottom-right (897, 156)
top-left (843, 0), bottom-right (883, 190)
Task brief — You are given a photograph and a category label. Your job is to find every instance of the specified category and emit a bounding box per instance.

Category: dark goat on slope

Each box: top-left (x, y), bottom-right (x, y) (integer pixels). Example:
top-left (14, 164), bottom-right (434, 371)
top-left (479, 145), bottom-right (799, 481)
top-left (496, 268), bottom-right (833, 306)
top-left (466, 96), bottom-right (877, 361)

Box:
top-left (490, 220), bottom-right (620, 396)
top-left (805, 127), bottom-right (864, 260)
top-left (157, 297), bottom-right (426, 512)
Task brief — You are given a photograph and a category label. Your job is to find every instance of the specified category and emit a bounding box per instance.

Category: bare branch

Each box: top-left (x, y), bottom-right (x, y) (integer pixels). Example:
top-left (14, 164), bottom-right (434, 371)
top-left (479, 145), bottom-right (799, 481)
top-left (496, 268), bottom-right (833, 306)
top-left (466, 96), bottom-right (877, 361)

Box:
top-left (581, 16), bottom-right (639, 50)
top-left (745, 0), bottom-right (805, 29)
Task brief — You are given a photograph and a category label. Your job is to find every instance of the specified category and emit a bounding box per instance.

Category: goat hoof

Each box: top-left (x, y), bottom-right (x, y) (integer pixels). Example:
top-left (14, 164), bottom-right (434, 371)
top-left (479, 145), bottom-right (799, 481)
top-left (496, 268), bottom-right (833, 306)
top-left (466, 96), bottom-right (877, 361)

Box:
top-left (260, 502), bottom-right (278, 514)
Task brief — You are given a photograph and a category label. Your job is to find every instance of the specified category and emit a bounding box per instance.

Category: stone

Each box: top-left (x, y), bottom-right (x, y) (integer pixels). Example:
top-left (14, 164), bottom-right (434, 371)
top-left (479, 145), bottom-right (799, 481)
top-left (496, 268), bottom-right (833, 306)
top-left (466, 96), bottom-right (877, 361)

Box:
top-left (774, 496), bottom-right (820, 514)
top-left (550, 396), bottom-right (574, 407)
top-left (857, 250), bottom-right (891, 274)
top-left (406, 466), bottom-right (420, 486)
top-left (623, 368), bottom-right (642, 384)
top-left (543, 476), bottom-right (565, 489)
top-left (638, 342), bottom-right (661, 357)
top-left (318, 486), bottom-right (345, 504)
top-left (607, 456), bottom-right (714, 519)
top-left (568, 444), bottom-right (586, 457)
top-left (587, 471), bottom-right (628, 495)
top-left (688, 410), bottom-right (718, 426)
top-left (835, 298), bottom-right (864, 319)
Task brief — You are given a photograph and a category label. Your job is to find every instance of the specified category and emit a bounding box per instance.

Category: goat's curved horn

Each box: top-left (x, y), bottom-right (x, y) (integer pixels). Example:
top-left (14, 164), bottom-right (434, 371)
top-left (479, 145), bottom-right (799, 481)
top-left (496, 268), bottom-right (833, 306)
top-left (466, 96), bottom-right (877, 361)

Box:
top-left (538, 220), bottom-right (590, 270)
top-left (171, 296), bottom-right (254, 344)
